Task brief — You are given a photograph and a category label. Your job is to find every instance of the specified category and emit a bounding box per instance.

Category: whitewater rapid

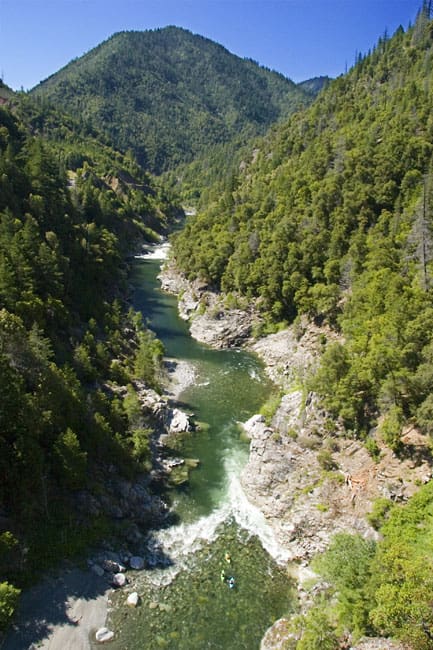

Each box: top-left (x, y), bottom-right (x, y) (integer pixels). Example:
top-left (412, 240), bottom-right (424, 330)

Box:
top-left (135, 240), bottom-right (289, 585)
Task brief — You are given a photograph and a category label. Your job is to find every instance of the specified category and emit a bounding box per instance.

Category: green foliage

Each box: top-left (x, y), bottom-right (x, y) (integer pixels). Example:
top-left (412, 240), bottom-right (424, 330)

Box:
top-left (130, 428), bottom-right (152, 467)
top-left (134, 330), bottom-right (164, 388)
top-left (366, 497), bottom-right (393, 530)
top-left (313, 533), bottom-right (376, 637)
top-left (31, 27), bottom-right (312, 174)
top-left (285, 604), bottom-right (339, 650)
top-left (364, 437), bottom-right (381, 462)
top-left (312, 479), bottom-right (433, 646)
top-left (378, 405), bottom-right (404, 451)
top-left (0, 95), bottom-right (178, 608)
top-left (259, 391), bottom-right (283, 425)
top-left (316, 449), bottom-right (338, 471)
top-left (170, 16), bottom-right (433, 438)
top-left (53, 428), bottom-right (88, 490)
top-left (296, 608), bottom-right (339, 650)
top-left (368, 479), bottom-right (433, 647)
top-left (0, 582), bottom-right (20, 630)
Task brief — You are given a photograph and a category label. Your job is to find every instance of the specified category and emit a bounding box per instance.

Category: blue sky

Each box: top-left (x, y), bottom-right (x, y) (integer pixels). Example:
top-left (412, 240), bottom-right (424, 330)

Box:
top-left (0, 0), bottom-right (423, 91)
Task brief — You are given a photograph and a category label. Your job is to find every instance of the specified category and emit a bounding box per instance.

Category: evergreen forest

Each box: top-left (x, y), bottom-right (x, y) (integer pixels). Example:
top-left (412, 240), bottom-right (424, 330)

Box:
top-left (2, 7), bottom-right (433, 648)
top-left (31, 27), bottom-right (313, 174)
top-left (173, 10), bottom-right (433, 442)
top-left (0, 86), bottom-right (181, 627)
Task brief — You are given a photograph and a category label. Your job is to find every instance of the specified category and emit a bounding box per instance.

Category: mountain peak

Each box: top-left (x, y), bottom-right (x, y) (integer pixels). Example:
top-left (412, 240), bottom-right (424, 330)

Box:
top-left (32, 28), bottom-right (312, 173)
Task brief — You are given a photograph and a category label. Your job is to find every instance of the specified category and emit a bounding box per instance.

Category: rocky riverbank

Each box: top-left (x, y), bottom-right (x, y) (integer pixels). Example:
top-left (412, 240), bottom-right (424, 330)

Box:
top-left (159, 261), bottom-right (432, 559)
top-left (242, 326), bottom-right (432, 564)
top-left (159, 261), bottom-right (263, 348)
top-left (159, 259), bottom-right (432, 649)
top-left (70, 379), bottom-right (194, 537)
top-left (3, 373), bottom-right (195, 650)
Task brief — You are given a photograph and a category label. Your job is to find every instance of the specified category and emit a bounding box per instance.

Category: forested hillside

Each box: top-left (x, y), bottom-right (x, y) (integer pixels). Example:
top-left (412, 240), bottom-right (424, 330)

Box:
top-left (31, 27), bottom-right (311, 173)
top-left (173, 9), bottom-right (433, 441)
top-left (0, 93), bottom-right (180, 627)
top-left (4, 9), bottom-right (433, 647)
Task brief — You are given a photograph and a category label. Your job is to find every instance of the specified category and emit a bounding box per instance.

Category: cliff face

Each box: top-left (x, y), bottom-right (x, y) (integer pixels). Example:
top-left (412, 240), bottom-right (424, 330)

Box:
top-left (160, 263), bottom-right (433, 561)
top-left (159, 261), bottom-right (433, 648)
top-left (158, 260), bottom-right (262, 348)
top-left (242, 324), bottom-right (433, 562)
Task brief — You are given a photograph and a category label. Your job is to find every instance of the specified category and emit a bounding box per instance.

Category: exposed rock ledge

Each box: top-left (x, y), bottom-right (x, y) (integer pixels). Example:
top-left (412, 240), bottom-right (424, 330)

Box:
top-left (242, 325), bottom-right (432, 563)
top-left (246, 326), bottom-right (431, 650)
top-left (74, 380), bottom-right (193, 530)
top-left (159, 261), bottom-right (262, 348)
top-left (159, 260), bottom-right (432, 647)
top-left (158, 262), bottom-right (432, 562)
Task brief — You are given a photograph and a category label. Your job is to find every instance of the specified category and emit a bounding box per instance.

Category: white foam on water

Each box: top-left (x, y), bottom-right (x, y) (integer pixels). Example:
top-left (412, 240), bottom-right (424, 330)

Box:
top-left (150, 445), bottom-right (289, 582)
top-left (146, 503), bottom-right (230, 586)
top-left (135, 241), bottom-right (170, 260)
top-left (224, 452), bottom-right (290, 566)
top-left (155, 504), bottom-right (229, 558)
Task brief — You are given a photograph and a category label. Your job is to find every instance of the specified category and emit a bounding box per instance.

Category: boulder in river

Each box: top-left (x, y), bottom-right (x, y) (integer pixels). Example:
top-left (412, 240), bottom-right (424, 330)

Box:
top-left (126, 591), bottom-right (140, 607)
top-left (168, 408), bottom-right (192, 433)
top-left (95, 627), bottom-right (115, 643)
top-left (102, 559), bottom-right (125, 573)
top-left (129, 555), bottom-right (145, 570)
top-left (112, 572), bottom-right (127, 588)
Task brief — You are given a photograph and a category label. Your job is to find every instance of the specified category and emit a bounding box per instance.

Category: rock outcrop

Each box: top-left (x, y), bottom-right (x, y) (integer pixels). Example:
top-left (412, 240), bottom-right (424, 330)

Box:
top-left (158, 260), bottom-right (433, 648)
top-left (241, 390), bottom-right (377, 561)
top-left (74, 381), bottom-right (194, 531)
top-left (159, 262), bottom-right (262, 348)
top-left (242, 322), bottom-right (433, 562)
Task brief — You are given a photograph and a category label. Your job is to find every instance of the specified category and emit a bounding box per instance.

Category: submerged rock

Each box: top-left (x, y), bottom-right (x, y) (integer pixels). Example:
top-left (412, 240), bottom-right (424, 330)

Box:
top-left (129, 555), bottom-right (145, 570)
top-left (91, 563), bottom-right (105, 577)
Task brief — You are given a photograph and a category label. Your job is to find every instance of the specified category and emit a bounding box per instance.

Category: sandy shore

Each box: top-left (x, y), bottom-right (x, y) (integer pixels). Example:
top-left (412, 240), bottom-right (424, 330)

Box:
top-left (2, 567), bottom-right (111, 650)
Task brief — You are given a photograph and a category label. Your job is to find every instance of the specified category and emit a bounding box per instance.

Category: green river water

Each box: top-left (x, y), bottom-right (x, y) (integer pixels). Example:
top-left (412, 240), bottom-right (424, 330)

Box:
top-left (106, 245), bottom-right (294, 649)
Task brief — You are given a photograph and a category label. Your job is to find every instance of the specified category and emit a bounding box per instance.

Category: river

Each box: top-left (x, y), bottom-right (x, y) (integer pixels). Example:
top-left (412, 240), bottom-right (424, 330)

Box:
top-left (106, 244), bottom-right (294, 649)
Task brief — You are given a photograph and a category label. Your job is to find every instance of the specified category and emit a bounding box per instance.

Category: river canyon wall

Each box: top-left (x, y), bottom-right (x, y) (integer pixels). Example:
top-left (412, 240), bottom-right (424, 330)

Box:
top-left (159, 258), bottom-right (432, 650)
